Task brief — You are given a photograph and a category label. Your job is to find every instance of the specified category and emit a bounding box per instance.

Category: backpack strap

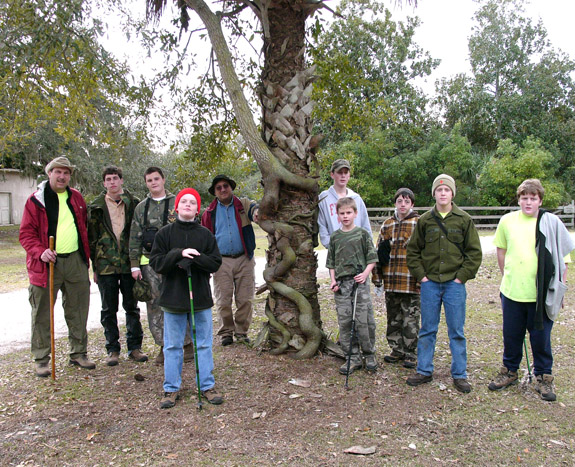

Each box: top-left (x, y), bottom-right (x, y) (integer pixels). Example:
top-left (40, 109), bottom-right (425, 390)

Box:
top-left (430, 210), bottom-right (466, 258)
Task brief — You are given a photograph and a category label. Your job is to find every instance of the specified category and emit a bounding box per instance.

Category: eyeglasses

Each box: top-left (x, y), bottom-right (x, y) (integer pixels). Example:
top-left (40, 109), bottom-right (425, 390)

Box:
top-left (215, 183), bottom-right (229, 191)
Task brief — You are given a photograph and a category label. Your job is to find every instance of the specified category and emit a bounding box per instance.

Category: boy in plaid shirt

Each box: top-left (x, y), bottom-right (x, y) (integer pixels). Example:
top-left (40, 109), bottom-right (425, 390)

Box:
top-left (373, 188), bottom-right (420, 369)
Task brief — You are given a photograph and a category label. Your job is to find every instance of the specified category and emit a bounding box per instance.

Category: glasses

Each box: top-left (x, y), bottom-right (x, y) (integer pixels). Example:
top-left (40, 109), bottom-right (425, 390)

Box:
top-left (215, 183), bottom-right (229, 191)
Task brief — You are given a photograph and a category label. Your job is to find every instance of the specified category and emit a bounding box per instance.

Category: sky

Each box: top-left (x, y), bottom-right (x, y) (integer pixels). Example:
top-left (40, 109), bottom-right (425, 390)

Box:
top-left (388, 0), bottom-right (575, 93)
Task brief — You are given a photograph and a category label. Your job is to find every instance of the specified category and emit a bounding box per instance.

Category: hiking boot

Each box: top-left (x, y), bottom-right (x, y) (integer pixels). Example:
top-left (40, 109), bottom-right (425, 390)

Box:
top-left (160, 391), bottom-right (180, 409)
top-left (406, 372), bottom-right (433, 386)
top-left (129, 349), bottom-right (149, 363)
top-left (69, 355), bottom-right (96, 370)
top-left (383, 353), bottom-right (404, 364)
top-left (154, 347), bottom-right (164, 366)
top-left (235, 335), bottom-right (250, 345)
top-left (221, 336), bottom-right (233, 347)
top-left (403, 357), bottom-right (416, 369)
top-left (202, 388), bottom-right (224, 405)
top-left (488, 366), bottom-right (518, 391)
top-left (183, 343), bottom-right (194, 362)
top-left (535, 374), bottom-right (557, 402)
top-left (339, 357), bottom-right (363, 375)
top-left (35, 361), bottom-right (51, 378)
top-left (364, 354), bottom-right (378, 371)
top-left (106, 351), bottom-right (120, 367)
top-left (453, 378), bottom-right (472, 393)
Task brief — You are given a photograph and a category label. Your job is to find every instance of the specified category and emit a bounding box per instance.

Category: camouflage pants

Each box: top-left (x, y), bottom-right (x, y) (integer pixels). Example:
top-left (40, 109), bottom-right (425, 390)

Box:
top-left (384, 291), bottom-right (420, 359)
top-left (142, 265), bottom-right (191, 347)
top-left (334, 279), bottom-right (376, 358)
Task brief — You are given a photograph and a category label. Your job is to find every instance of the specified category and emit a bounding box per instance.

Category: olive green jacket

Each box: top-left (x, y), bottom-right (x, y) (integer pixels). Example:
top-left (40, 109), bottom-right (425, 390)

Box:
top-left (406, 204), bottom-right (482, 284)
top-left (88, 190), bottom-right (140, 275)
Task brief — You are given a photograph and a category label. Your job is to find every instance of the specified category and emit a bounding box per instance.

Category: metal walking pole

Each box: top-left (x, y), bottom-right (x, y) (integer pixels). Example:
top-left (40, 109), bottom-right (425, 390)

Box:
top-left (187, 269), bottom-right (203, 410)
top-left (49, 236), bottom-right (56, 381)
top-left (523, 337), bottom-right (533, 383)
top-left (344, 266), bottom-right (363, 390)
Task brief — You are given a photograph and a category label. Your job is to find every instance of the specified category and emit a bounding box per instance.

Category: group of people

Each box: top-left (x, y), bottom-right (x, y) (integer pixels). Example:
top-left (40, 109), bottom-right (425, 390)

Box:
top-left (20, 157), bottom-right (257, 409)
top-left (321, 160), bottom-right (574, 402)
top-left (19, 155), bottom-right (574, 408)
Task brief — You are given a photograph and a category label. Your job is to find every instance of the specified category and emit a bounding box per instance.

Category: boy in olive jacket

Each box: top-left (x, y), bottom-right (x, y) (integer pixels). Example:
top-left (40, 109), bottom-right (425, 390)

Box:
top-left (406, 174), bottom-right (482, 393)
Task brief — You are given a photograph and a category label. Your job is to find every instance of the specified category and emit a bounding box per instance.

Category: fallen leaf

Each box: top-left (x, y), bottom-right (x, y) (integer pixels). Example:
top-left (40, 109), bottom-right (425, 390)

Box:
top-left (343, 445), bottom-right (376, 455)
top-left (439, 383), bottom-right (447, 391)
top-left (86, 432), bottom-right (99, 441)
top-left (252, 411), bottom-right (267, 419)
top-left (288, 378), bottom-right (311, 388)
top-left (166, 453), bottom-right (178, 459)
top-left (408, 443), bottom-right (416, 450)
top-left (289, 394), bottom-right (303, 399)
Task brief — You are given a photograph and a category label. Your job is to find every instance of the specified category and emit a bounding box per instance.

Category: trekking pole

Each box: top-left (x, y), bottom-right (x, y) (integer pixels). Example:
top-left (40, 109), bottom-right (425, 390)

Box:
top-left (187, 268), bottom-right (203, 411)
top-left (523, 337), bottom-right (533, 383)
top-left (344, 266), bottom-right (363, 390)
top-left (49, 236), bottom-right (56, 381)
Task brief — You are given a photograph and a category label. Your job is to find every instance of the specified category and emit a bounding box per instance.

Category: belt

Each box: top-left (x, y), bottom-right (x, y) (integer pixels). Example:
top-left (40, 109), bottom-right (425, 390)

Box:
top-left (57, 250), bottom-right (78, 258)
top-left (222, 253), bottom-right (244, 259)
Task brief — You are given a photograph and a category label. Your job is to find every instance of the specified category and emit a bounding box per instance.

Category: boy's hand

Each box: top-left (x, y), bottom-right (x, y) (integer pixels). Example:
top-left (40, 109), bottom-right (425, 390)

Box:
top-left (354, 271), bottom-right (369, 284)
top-left (330, 280), bottom-right (339, 292)
top-left (182, 248), bottom-right (200, 259)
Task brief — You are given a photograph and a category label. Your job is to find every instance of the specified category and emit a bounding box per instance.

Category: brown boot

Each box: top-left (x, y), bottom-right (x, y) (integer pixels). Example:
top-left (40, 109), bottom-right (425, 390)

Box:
top-left (35, 361), bottom-right (51, 378)
top-left (129, 349), bottom-right (149, 363)
top-left (154, 347), bottom-right (164, 366)
top-left (488, 366), bottom-right (518, 391)
top-left (183, 343), bottom-right (194, 362)
top-left (535, 374), bottom-right (556, 402)
top-left (106, 352), bottom-right (120, 367)
top-left (69, 355), bottom-right (96, 370)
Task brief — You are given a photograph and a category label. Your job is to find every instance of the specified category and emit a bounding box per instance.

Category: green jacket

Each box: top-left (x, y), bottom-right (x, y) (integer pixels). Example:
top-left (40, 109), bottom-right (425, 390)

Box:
top-left (129, 192), bottom-right (177, 268)
top-left (88, 190), bottom-right (140, 275)
top-left (406, 204), bottom-right (482, 284)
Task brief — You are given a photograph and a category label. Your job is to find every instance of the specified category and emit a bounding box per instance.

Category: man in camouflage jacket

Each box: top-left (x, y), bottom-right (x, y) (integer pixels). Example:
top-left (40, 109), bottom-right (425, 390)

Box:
top-left (88, 166), bottom-right (148, 366)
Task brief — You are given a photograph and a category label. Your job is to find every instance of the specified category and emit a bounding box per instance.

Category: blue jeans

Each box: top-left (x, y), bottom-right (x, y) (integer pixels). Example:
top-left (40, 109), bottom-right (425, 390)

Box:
top-left (501, 294), bottom-right (553, 375)
top-left (417, 280), bottom-right (467, 379)
top-left (163, 308), bottom-right (215, 393)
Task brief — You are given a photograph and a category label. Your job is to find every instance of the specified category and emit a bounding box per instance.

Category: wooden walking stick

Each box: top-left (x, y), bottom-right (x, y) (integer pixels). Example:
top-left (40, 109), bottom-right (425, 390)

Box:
top-left (49, 236), bottom-right (56, 381)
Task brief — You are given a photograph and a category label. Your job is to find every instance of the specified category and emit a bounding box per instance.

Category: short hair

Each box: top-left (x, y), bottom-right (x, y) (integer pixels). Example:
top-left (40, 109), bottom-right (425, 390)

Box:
top-left (144, 166), bottom-right (164, 180)
top-left (336, 197), bottom-right (357, 213)
top-left (517, 179), bottom-right (544, 200)
top-left (102, 165), bottom-right (123, 181)
top-left (393, 188), bottom-right (415, 204)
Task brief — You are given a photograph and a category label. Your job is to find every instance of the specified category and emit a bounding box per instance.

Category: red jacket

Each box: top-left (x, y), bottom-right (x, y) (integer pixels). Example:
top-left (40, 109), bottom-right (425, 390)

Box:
top-left (19, 181), bottom-right (90, 288)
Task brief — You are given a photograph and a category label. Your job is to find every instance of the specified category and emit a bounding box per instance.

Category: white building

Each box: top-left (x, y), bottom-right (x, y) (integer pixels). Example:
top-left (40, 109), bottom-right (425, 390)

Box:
top-left (0, 169), bottom-right (37, 225)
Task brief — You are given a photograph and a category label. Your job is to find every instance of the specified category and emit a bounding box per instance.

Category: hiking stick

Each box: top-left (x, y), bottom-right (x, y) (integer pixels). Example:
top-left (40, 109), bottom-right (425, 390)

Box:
top-left (49, 236), bottom-right (56, 381)
top-left (523, 337), bottom-right (533, 383)
top-left (187, 268), bottom-right (203, 410)
top-left (344, 267), bottom-right (363, 390)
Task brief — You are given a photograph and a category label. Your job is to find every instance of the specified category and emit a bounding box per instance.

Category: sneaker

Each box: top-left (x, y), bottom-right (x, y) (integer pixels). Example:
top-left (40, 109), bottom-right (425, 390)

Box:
top-left (364, 354), bottom-right (378, 371)
top-left (339, 357), bottom-right (363, 375)
top-left (69, 355), bottom-right (96, 370)
top-left (403, 357), bottom-right (416, 369)
top-left (202, 388), bottom-right (224, 405)
top-left (406, 373), bottom-right (433, 386)
top-left (535, 374), bottom-right (557, 402)
top-left (383, 353), bottom-right (404, 364)
top-left (160, 391), bottom-right (180, 409)
top-left (106, 351), bottom-right (120, 367)
top-left (453, 378), bottom-right (472, 393)
top-left (488, 366), bottom-right (518, 391)
top-left (221, 336), bottom-right (233, 347)
top-left (129, 349), bottom-right (149, 363)
top-left (154, 347), bottom-right (164, 366)
top-left (183, 343), bottom-right (194, 362)
top-left (235, 335), bottom-right (251, 345)
top-left (35, 361), bottom-right (51, 378)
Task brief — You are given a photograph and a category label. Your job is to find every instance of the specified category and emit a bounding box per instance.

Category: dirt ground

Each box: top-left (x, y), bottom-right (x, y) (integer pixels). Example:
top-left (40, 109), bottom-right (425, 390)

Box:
top-left (2, 253), bottom-right (575, 465)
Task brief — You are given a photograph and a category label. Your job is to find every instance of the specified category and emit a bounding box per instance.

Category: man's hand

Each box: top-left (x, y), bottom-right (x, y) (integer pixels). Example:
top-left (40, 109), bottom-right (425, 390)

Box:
top-left (454, 278), bottom-right (462, 284)
top-left (182, 248), bottom-right (200, 259)
top-left (132, 269), bottom-right (142, 281)
top-left (421, 276), bottom-right (429, 283)
top-left (40, 248), bottom-right (57, 263)
top-left (330, 280), bottom-right (339, 293)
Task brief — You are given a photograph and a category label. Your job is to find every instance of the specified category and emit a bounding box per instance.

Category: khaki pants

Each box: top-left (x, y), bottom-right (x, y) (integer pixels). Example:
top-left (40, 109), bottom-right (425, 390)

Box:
top-left (29, 251), bottom-right (90, 362)
top-left (213, 255), bottom-right (255, 338)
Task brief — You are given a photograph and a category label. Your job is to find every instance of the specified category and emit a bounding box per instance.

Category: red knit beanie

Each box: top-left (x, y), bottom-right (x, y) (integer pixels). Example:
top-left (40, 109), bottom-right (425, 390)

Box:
top-left (175, 188), bottom-right (202, 215)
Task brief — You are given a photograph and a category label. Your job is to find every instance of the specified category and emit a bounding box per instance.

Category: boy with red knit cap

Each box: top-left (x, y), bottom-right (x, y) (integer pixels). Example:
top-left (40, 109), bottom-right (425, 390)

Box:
top-left (150, 188), bottom-right (223, 409)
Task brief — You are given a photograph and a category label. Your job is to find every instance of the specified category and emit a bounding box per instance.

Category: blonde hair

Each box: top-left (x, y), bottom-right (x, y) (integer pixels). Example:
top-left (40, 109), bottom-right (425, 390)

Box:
top-left (336, 197), bottom-right (357, 213)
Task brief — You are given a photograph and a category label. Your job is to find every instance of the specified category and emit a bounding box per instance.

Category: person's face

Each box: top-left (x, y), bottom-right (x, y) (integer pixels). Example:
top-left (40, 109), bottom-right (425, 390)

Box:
top-left (434, 185), bottom-right (453, 209)
top-left (214, 180), bottom-right (233, 204)
top-left (103, 173), bottom-right (124, 197)
top-left (145, 171), bottom-right (165, 197)
top-left (177, 194), bottom-right (198, 220)
top-left (395, 195), bottom-right (414, 219)
top-left (337, 205), bottom-right (357, 228)
top-left (48, 167), bottom-right (71, 193)
top-left (330, 168), bottom-right (350, 189)
top-left (518, 192), bottom-right (542, 217)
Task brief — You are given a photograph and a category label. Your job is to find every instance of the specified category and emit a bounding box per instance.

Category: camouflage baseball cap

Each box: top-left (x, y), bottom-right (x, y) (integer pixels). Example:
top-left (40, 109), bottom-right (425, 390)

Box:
top-left (330, 159), bottom-right (351, 172)
top-left (132, 278), bottom-right (152, 302)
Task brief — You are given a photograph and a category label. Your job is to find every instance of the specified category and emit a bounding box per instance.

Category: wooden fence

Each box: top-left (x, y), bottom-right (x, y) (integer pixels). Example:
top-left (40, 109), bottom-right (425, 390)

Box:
top-left (367, 201), bottom-right (575, 229)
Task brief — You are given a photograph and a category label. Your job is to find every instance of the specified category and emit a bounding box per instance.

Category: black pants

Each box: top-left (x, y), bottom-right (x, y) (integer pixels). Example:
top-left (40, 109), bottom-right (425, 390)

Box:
top-left (98, 273), bottom-right (143, 353)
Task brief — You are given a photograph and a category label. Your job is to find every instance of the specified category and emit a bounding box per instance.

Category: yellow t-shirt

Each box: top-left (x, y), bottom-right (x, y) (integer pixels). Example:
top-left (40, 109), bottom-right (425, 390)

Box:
top-left (56, 191), bottom-right (79, 254)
